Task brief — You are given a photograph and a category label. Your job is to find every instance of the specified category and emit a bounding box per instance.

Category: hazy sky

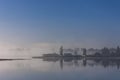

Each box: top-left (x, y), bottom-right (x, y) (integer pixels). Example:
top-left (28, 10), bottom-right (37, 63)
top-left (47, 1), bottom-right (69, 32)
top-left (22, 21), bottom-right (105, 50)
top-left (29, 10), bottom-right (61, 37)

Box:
top-left (0, 0), bottom-right (120, 48)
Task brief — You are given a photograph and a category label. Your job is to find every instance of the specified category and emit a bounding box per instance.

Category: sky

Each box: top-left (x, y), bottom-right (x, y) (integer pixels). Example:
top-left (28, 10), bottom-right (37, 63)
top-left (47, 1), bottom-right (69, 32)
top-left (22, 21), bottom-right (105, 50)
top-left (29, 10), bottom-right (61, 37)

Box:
top-left (0, 0), bottom-right (120, 49)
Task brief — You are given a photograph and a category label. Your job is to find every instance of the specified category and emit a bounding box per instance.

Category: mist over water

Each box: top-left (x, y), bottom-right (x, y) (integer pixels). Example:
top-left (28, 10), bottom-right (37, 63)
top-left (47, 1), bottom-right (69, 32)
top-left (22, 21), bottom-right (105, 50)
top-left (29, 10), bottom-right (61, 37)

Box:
top-left (0, 42), bottom-right (120, 80)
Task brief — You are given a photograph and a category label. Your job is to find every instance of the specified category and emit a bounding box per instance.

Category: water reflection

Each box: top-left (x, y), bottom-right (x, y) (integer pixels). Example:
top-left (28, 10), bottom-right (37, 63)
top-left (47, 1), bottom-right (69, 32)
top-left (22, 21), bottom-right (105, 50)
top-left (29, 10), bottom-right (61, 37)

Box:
top-left (0, 58), bottom-right (120, 80)
top-left (41, 57), bottom-right (120, 70)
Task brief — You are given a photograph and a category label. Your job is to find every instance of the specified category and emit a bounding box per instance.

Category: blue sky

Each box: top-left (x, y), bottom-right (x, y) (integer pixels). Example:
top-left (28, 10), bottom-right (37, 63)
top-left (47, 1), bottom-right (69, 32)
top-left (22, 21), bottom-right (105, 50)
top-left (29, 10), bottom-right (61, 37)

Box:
top-left (0, 0), bottom-right (120, 48)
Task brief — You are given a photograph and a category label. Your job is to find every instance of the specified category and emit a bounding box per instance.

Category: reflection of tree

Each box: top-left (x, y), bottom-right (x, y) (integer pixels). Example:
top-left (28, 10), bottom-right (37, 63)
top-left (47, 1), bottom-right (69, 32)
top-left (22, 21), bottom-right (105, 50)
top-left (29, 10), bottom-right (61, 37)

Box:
top-left (41, 57), bottom-right (120, 70)
top-left (60, 59), bottom-right (63, 70)
top-left (83, 59), bottom-right (87, 67)
top-left (101, 60), bottom-right (109, 68)
top-left (116, 61), bottom-right (120, 69)
top-left (74, 60), bottom-right (79, 67)
top-left (89, 59), bottom-right (120, 69)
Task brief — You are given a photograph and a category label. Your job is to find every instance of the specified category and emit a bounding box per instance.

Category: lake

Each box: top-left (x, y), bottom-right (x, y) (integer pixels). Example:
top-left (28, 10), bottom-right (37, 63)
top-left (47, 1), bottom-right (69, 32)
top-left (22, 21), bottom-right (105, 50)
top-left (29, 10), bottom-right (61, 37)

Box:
top-left (0, 58), bottom-right (120, 80)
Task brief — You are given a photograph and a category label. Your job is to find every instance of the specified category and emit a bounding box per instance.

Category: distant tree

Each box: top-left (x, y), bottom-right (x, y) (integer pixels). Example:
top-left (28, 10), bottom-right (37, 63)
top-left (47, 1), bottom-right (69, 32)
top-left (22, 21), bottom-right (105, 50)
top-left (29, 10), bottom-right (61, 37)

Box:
top-left (94, 52), bottom-right (102, 57)
top-left (60, 46), bottom-right (63, 56)
top-left (116, 46), bottom-right (120, 56)
top-left (110, 51), bottom-right (115, 57)
top-left (74, 48), bottom-right (79, 55)
top-left (82, 48), bottom-right (87, 56)
top-left (101, 47), bottom-right (110, 57)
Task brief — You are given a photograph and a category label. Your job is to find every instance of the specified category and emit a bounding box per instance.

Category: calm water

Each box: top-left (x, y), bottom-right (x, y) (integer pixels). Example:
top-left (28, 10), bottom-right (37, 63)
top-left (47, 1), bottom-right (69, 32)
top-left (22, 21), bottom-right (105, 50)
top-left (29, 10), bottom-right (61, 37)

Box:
top-left (0, 58), bottom-right (120, 80)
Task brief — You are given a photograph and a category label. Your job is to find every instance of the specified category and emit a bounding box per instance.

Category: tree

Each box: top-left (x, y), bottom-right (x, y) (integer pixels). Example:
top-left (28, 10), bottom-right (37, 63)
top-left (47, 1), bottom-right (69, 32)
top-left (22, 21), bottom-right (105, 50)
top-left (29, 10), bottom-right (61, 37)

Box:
top-left (116, 46), bottom-right (120, 56)
top-left (101, 47), bottom-right (110, 57)
top-left (82, 48), bottom-right (87, 56)
top-left (60, 46), bottom-right (63, 56)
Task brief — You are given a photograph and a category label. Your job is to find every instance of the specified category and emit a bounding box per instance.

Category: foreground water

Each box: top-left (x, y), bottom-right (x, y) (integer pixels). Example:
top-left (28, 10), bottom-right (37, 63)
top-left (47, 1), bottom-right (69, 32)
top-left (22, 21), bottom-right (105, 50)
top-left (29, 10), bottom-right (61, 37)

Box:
top-left (0, 58), bottom-right (120, 80)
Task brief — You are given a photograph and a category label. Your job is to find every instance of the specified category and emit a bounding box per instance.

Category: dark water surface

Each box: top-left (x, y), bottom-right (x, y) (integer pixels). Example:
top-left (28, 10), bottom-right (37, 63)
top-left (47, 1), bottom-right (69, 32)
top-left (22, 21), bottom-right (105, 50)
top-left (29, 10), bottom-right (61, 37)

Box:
top-left (0, 58), bottom-right (120, 80)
